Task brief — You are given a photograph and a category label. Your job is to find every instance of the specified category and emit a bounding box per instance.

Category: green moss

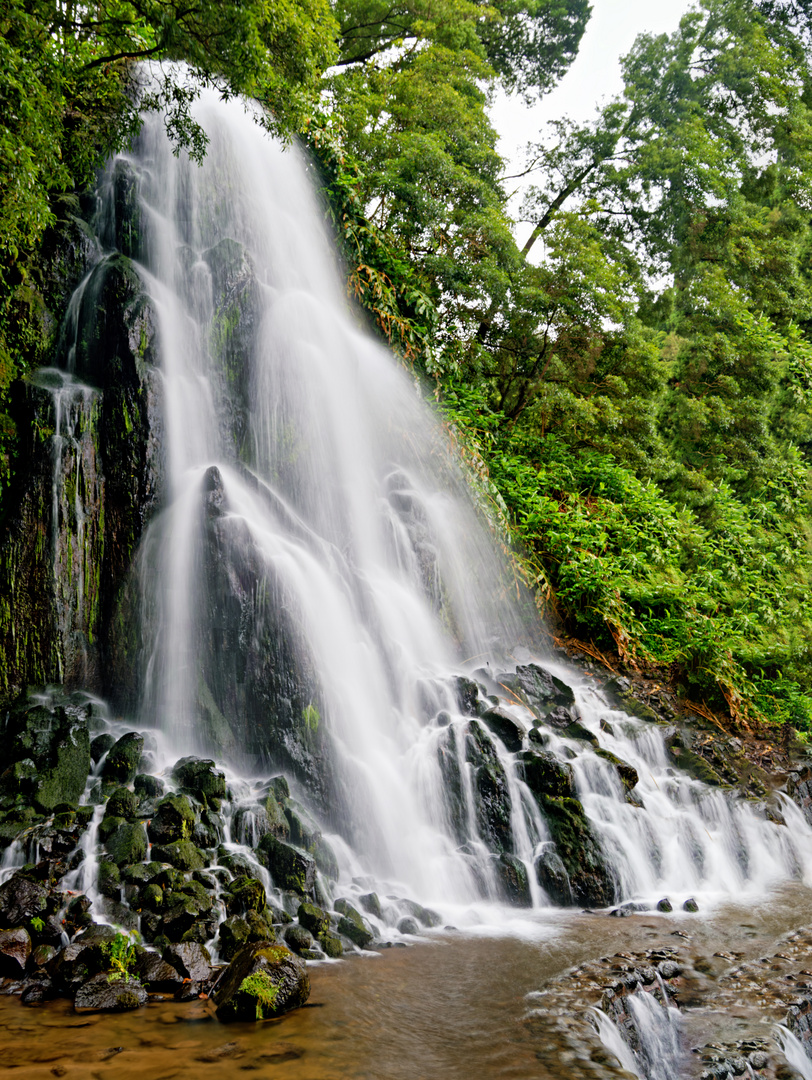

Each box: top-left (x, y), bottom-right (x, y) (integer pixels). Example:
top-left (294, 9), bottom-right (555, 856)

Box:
top-left (238, 970), bottom-right (280, 1021)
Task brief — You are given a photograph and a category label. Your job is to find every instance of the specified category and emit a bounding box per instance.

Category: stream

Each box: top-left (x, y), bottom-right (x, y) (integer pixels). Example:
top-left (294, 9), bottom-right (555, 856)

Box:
top-left (6, 883), bottom-right (812, 1079)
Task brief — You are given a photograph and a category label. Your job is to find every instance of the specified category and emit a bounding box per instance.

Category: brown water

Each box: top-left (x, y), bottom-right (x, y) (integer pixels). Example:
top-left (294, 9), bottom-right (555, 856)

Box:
top-left (4, 888), bottom-right (812, 1080)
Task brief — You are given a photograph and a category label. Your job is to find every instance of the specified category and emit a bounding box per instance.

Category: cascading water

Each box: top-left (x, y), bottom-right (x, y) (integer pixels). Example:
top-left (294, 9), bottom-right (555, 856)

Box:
top-left (40, 80), bottom-right (812, 933)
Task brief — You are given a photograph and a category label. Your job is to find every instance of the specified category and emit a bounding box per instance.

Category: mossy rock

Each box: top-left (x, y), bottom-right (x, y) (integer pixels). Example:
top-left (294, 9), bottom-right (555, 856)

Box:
top-left (105, 822), bottom-right (148, 866)
top-left (218, 916), bottom-right (251, 961)
top-left (225, 875), bottom-right (267, 915)
top-left (148, 794), bottom-right (196, 845)
top-left (139, 883), bottom-right (163, 911)
top-left (334, 899), bottom-right (373, 948)
top-left (283, 923), bottom-right (314, 955)
top-left (212, 941), bottom-right (310, 1022)
top-left (172, 756), bottom-right (226, 803)
top-left (99, 813), bottom-right (126, 842)
top-left (297, 901), bottom-right (329, 938)
top-left (90, 734), bottom-right (116, 764)
top-left (498, 664), bottom-right (575, 718)
top-left (97, 860), bottom-right (121, 899)
top-left (151, 839), bottom-right (205, 871)
top-left (134, 774), bottom-right (164, 799)
top-left (518, 749), bottom-right (575, 800)
top-left (283, 802), bottom-right (337, 876)
top-left (257, 836), bottom-right (316, 895)
top-left (538, 795), bottom-right (617, 908)
top-left (495, 853), bottom-right (532, 906)
top-left (105, 786), bottom-right (139, 820)
top-left (318, 930), bottom-right (343, 958)
top-left (102, 733), bottom-right (144, 783)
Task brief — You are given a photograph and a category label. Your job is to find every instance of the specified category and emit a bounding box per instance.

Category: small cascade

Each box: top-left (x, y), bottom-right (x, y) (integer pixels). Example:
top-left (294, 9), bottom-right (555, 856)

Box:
top-left (594, 977), bottom-right (682, 1080)
top-left (775, 1026), bottom-right (812, 1079)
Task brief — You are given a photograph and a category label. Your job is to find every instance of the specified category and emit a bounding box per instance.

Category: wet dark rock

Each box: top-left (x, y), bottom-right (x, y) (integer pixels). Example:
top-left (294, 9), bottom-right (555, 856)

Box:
top-left (603, 678), bottom-right (660, 722)
top-left (496, 853), bottom-right (532, 906)
top-left (451, 676), bottom-right (481, 716)
top-left (64, 894), bottom-right (93, 935)
top-left (657, 897), bottom-right (673, 913)
top-left (99, 813), bottom-right (126, 842)
top-left (98, 859), bottom-right (122, 899)
top-left (102, 733), bottom-right (144, 783)
top-left (151, 839), bottom-right (205, 871)
top-left (683, 897), bottom-right (699, 913)
top-left (519, 749), bottom-right (575, 800)
top-left (106, 821), bottom-right (147, 866)
top-left (480, 707), bottom-right (524, 753)
top-left (20, 975), bottom-right (56, 1005)
top-left (258, 836), bottom-right (316, 895)
top-left (499, 665), bottom-right (575, 719)
top-left (397, 917), bottom-right (420, 935)
top-left (134, 773), bottom-right (164, 799)
top-left (47, 924), bottom-right (118, 992)
top-left (219, 851), bottom-right (264, 884)
top-left (233, 805), bottom-right (273, 847)
top-left (359, 892), bottom-right (382, 920)
top-left (284, 801), bottom-right (339, 879)
top-left (1, 698), bottom-right (91, 812)
top-left (225, 875), bottom-right (266, 916)
top-left (212, 941), bottom-right (310, 1021)
top-left (148, 794), bottom-right (196, 845)
top-left (399, 899), bottom-right (442, 928)
top-left (90, 733), bottom-right (116, 763)
top-left (297, 901), bottom-right (330, 938)
top-left (435, 724), bottom-right (466, 846)
top-left (534, 845), bottom-right (574, 906)
top-left (319, 930), bottom-right (343, 958)
top-left (163, 942), bottom-right (213, 984)
top-left (74, 971), bottom-right (147, 1011)
top-left (133, 949), bottom-right (184, 991)
top-left (139, 883), bottom-right (163, 911)
top-left (537, 796), bottom-right (616, 908)
top-left (105, 786), bottom-right (139, 820)
top-left (172, 756), bottom-right (226, 803)
top-left (465, 721), bottom-right (513, 854)
top-left (0, 928), bottom-right (31, 977)
top-left (283, 924), bottom-right (313, 955)
top-left (335, 899), bottom-right (373, 947)
top-left (0, 871), bottom-right (50, 927)
top-left (219, 916), bottom-right (255, 962)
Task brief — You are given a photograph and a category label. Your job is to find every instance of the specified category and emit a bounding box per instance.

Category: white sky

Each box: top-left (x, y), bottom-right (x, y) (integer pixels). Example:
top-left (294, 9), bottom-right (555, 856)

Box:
top-left (490, 0), bottom-right (696, 236)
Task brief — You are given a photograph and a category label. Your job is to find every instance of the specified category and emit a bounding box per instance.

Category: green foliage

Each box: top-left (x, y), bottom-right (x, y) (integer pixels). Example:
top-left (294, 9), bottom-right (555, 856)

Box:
top-left (239, 970), bottom-right (280, 1019)
top-left (102, 932), bottom-right (138, 983)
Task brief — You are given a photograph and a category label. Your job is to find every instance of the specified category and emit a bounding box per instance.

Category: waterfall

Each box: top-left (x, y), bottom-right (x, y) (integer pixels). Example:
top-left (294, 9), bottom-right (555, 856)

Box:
top-left (45, 80), bottom-right (812, 920)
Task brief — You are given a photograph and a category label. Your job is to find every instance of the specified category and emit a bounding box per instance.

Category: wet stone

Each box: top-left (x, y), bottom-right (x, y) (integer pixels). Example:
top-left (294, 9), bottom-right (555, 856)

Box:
top-left (102, 733), bottom-right (144, 783)
top-left (212, 942), bottom-right (310, 1022)
top-left (74, 972), bottom-right (148, 1011)
top-left (0, 928), bottom-right (30, 977)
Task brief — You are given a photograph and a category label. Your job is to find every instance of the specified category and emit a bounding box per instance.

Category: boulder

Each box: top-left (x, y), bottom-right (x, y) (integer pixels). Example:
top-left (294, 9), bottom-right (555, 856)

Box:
top-left (334, 899), bottom-right (373, 948)
top-left (284, 801), bottom-right (339, 878)
top-left (258, 836), bottom-right (316, 895)
top-left (495, 853), bottom-right (532, 906)
top-left (283, 924), bottom-right (313, 955)
top-left (534, 845), bottom-right (574, 906)
top-left (498, 664), bottom-right (575, 718)
top-left (319, 930), bottom-right (343, 958)
top-left (595, 748), bottom-right (639, 796)
top-left (537, 796), bottom-right (617, 908)
top-left (74, 971), bottom-right (148, 1011)
top-left (47, 924), bottom-right (118, 992)
top-left (225, 875), bottom-right (267, 916)
top-left (133, 949), bottom-right (184, 991)
top-left (0, 928), bottom-right (31, 977)
top-left (164, 942), bottom-right (213, 983)
top-left (147, 793), bottom-right (196, 845)
top-left (134, 773), bottom-right (164, 799)
top-left (172, 756), bottom-right (226, 803)
top-left (518, 749), bottom-right (575, 800)
top-left (1, 697), bottom-right (91, 812)
top-left (465, 722), bottom-right (513, 854)
top-left (398, 899), bottom-right (441, 928)
top-left (102, 733), bottom-right (144, 783)
top-left (397, 917), bottom-right (420, 935)
top-left (0, 871), bottom-right (50, 927)
top-left (106, 821), bottom-right (148, 866)
top-left (98, 859), bottom-right (122, 899)
top-left (297, 901), bottom-right (330, 938)
top-left (480, 707), bottom-right (524, 753)
top-left (150, 839), bottom-right (205, 871)
top-left (218, 916), bottom-right (251, 961)
top-left (105, 786), bottom-right (139, 820)
top-left (359, 892), bottom-right (382, 920)
top-left (90, 733), bottom-right (116, 763)
top-left (212, 942), bottom-right (310, 1021)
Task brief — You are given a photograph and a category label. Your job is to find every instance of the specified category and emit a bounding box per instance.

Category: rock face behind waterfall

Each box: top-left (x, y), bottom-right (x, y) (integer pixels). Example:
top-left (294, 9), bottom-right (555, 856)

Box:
top-left (0, 230), bottom-right (164, 703)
